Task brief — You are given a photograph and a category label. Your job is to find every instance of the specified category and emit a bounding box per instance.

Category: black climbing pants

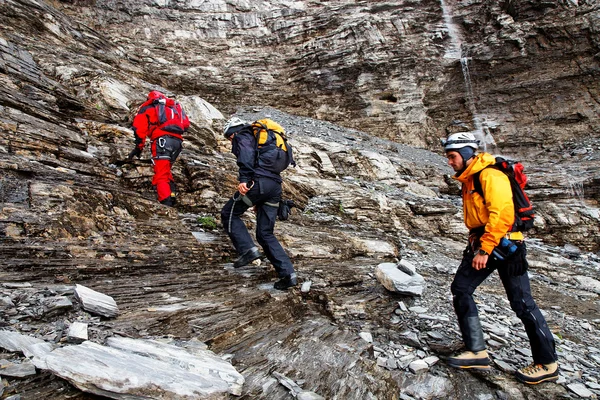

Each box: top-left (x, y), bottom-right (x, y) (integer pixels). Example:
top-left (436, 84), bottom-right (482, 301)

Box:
top-left (450, 245), bottom-right (557, 364)
top-left (221, 177), bottom-right (295, 278)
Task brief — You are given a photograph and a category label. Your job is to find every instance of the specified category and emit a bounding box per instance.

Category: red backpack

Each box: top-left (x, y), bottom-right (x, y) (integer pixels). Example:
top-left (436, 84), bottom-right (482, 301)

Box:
top-left (155, 98), bottom-right (187, 135)
top-left (473, 157), bottom-right (535, 232)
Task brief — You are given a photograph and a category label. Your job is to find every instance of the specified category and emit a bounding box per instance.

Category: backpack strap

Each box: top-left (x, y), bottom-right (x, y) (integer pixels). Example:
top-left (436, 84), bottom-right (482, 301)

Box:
top-left (472, 165), bottom-right (500, 202)
top-left (472, 169), bottom-right (485, 199)
top-left (252, 120), bottom-right (296, 167)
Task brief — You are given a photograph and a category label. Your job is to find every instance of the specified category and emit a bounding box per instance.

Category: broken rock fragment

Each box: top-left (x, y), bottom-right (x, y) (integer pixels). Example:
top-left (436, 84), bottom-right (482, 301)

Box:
top-left (0, 359), bottom-right (37, 378)
top-left (67, 322), bottom-right (88, 343)
top-left (375, 262), bottom-right (425, 296)
top-left (74, 284), bottom-right (118, 318)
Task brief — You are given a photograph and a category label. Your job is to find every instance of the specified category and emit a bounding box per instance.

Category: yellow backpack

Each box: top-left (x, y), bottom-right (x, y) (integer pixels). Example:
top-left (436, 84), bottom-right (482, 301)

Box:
top-left (252, 119), bottom-right (288, 151)
top-left (251, 119), bottom-right (295, 172)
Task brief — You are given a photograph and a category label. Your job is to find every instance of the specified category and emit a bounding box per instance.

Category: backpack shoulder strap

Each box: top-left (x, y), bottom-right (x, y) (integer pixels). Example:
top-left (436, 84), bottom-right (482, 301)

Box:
top-left (472, 169), bottom-right (484, 198)
top-left (472, 165), bottom-right (500, 200)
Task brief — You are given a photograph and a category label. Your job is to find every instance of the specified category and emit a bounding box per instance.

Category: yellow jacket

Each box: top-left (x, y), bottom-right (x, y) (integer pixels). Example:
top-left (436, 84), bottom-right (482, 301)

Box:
top-left (453, 153), bottom-right (524, 254)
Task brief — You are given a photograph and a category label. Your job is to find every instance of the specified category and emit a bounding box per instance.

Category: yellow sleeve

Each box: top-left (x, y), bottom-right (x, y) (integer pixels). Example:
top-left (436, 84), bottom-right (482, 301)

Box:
top-left (479, 168), bottom-right (515, 254)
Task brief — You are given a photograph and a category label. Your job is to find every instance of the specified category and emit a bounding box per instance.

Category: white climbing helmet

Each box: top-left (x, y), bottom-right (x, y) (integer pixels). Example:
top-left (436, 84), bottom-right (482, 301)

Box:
top-left (441, 132), bottom-right (480, 152)
top-left (223, 117), bottom-right (248, 138)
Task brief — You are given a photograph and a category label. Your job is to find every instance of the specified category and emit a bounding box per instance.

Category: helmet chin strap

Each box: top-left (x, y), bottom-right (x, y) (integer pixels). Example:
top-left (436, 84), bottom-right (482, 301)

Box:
top-left (455, 154), bottom-right (476, 176)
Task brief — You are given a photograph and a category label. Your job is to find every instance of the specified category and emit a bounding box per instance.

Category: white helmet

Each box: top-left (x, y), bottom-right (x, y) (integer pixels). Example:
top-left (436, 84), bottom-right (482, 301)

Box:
top-left (441, 132), bottom-right (480, 152)
top-left (223, 117), bottom-right (248, 137)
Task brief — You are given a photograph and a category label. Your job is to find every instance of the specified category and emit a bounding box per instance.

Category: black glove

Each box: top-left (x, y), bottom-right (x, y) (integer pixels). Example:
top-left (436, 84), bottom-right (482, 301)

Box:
top-left (128, 147), bottom-right (142, 160)
top-left (277, 200), bottom-right (296, 221)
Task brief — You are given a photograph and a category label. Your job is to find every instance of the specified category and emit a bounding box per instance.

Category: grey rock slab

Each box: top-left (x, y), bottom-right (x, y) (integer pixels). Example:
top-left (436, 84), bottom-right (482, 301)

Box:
top-left (359, 332), bottom-right (373, 343)
top-left (375, 263), bottom-right (425, 296)
top-left (408, 359), bottom-right (429, 373)
top-left (191, 231), bottom-right (218, 243)
top-left (106, 336), bottom-right (244, 396)
top-left (426, 331), bottom-right (445, 340)
top-left (493, 359), bottom-right (516, 373)
top-left (0, 330), bottom-right (46, 353)
top-left (41, 296), bottom-right (73, 314)
top-left (0, 359), bottom-right (37, 377)
top-left (37, 338), bottom-right (243, 399)
top-left (301, 280), bottom-right (312, 293)
top-left (515, 347), bottom-right (532, 357)
top-left (399, 330), bottom-right (421, 347)
top-left (74, 284), bottom-right (119, 318)
top-left (2, 283), bottom-right (32, 289)
top-left (587, 382), bottom-right (600, 390)
top-left (487, 339), bottom-right (504, 348)
top-left (488, 332), bottom-right (509, 344)
top-left (67, 322), bottom-right (88, 343)
top-left (423, 356), bottom-right (439, 366)
top-left (573, 275), bottom-right (600, 294)
top-left (297, 392), bottom-right (326, 400)
top-left (273, 371), bottom-right (325, 400)
top-left (568, 383), bottom-right (595, 398)
top-left (24, 342), bottom-right (56, 369)
top-left (398, 259), bottom-right (417, 275)
top-left (0, 296), bottom-right (15, 307)
top-left (386, 358), bottom-right (399, 370)
top-left (401, 374), bottom-right (452, 399)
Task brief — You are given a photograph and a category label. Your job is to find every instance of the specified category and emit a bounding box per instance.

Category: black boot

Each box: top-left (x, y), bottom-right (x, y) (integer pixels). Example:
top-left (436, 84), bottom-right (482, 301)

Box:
top-left (447, 350), bottom-right (491, 369)
top-left (274, 274), bottom-right (298, 290)
top-left (233, 247), bottom-right (263, 268)
top-left (448, 315), bottom-right (491, 369)
top-left (160, 196), bottom-right (176, 207)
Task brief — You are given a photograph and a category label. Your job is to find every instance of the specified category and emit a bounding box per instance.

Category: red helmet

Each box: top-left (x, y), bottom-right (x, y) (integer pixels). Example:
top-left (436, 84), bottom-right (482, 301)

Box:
top-left (147, 90), bottom-right (165, 101)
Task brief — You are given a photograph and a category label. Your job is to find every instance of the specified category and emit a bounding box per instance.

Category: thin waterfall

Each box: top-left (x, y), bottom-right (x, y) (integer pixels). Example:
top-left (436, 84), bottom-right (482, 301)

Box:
top-left (440, 0), bottom-right (485, 148)
top-left (460, 57), bottom-right (484, 143)
top-left (440, 0), bottom-right (462, 59)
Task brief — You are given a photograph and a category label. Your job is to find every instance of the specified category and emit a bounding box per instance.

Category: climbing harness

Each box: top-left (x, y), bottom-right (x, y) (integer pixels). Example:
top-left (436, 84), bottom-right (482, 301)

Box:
top-left (228, 182), bottom-right (254, 234)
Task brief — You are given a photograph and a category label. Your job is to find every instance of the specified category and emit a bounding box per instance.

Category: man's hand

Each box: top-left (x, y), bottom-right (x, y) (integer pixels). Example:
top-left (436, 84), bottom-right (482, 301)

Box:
top-left (472, 253), bottom-right (488, 270)
top-left (128, 147), bottom-right (142, 160)
top-left (238, 182), bottom-right (252, 195)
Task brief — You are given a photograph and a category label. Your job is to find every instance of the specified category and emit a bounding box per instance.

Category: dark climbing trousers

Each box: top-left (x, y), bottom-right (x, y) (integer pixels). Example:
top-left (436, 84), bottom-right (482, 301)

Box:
top-left (450, 244), bottom-right (557, 364)
top-left (221, 177), bottom-right (295, 278)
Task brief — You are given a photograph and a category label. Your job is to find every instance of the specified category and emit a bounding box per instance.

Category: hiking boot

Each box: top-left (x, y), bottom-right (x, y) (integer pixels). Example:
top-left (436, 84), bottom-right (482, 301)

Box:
top-left (447, 350), bottom-right (491, 369)
top-left (515, 362), bottom-right (559, 384)
top-left (273, 274), bottom-right (298, 291)
top-left (233, 247), bottom-right (262, 268)
top-left (159, 195), bottom-right (176, 207)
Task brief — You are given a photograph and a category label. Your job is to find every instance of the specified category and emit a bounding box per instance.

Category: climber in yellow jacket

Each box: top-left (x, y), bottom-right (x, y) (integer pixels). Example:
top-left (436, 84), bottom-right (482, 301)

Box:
top-left (442, 131), bottom-right (558, 385)
top-left (452, 150), bottom-right (524, 259)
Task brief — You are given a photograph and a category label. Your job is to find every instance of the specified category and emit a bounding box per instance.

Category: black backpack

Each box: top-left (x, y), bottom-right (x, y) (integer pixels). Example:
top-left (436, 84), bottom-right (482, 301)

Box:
top-left (473, 157), bottom-right (535, 232)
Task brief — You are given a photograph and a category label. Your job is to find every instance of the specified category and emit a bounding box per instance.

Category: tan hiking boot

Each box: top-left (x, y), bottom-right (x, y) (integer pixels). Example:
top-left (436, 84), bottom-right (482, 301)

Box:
top-left (447, 350), bottom-right (491, 369)
top-left (515, 362), bottom-right (559, 384)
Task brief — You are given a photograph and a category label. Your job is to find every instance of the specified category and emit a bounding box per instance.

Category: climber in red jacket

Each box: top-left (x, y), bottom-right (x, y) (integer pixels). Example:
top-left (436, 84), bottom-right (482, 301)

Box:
top-left (129, 91), bottom-right (190, 206)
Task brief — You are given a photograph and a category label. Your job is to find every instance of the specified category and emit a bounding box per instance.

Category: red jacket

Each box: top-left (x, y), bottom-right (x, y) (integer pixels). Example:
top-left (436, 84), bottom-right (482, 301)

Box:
top-left (132, 98), bottom-right (190, 149)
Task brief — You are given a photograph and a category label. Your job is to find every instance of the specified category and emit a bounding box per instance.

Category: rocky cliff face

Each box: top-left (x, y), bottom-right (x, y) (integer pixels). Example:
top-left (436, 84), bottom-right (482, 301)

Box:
top-left (1, 0), bottom-right (600, 399)
top-left (41, 0), bottom-right (599, 146)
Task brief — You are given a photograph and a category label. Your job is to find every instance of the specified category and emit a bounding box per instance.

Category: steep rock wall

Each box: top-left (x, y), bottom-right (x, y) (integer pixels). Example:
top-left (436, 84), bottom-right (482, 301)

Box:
top-left (45, 0), bottom-right (600, 150)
